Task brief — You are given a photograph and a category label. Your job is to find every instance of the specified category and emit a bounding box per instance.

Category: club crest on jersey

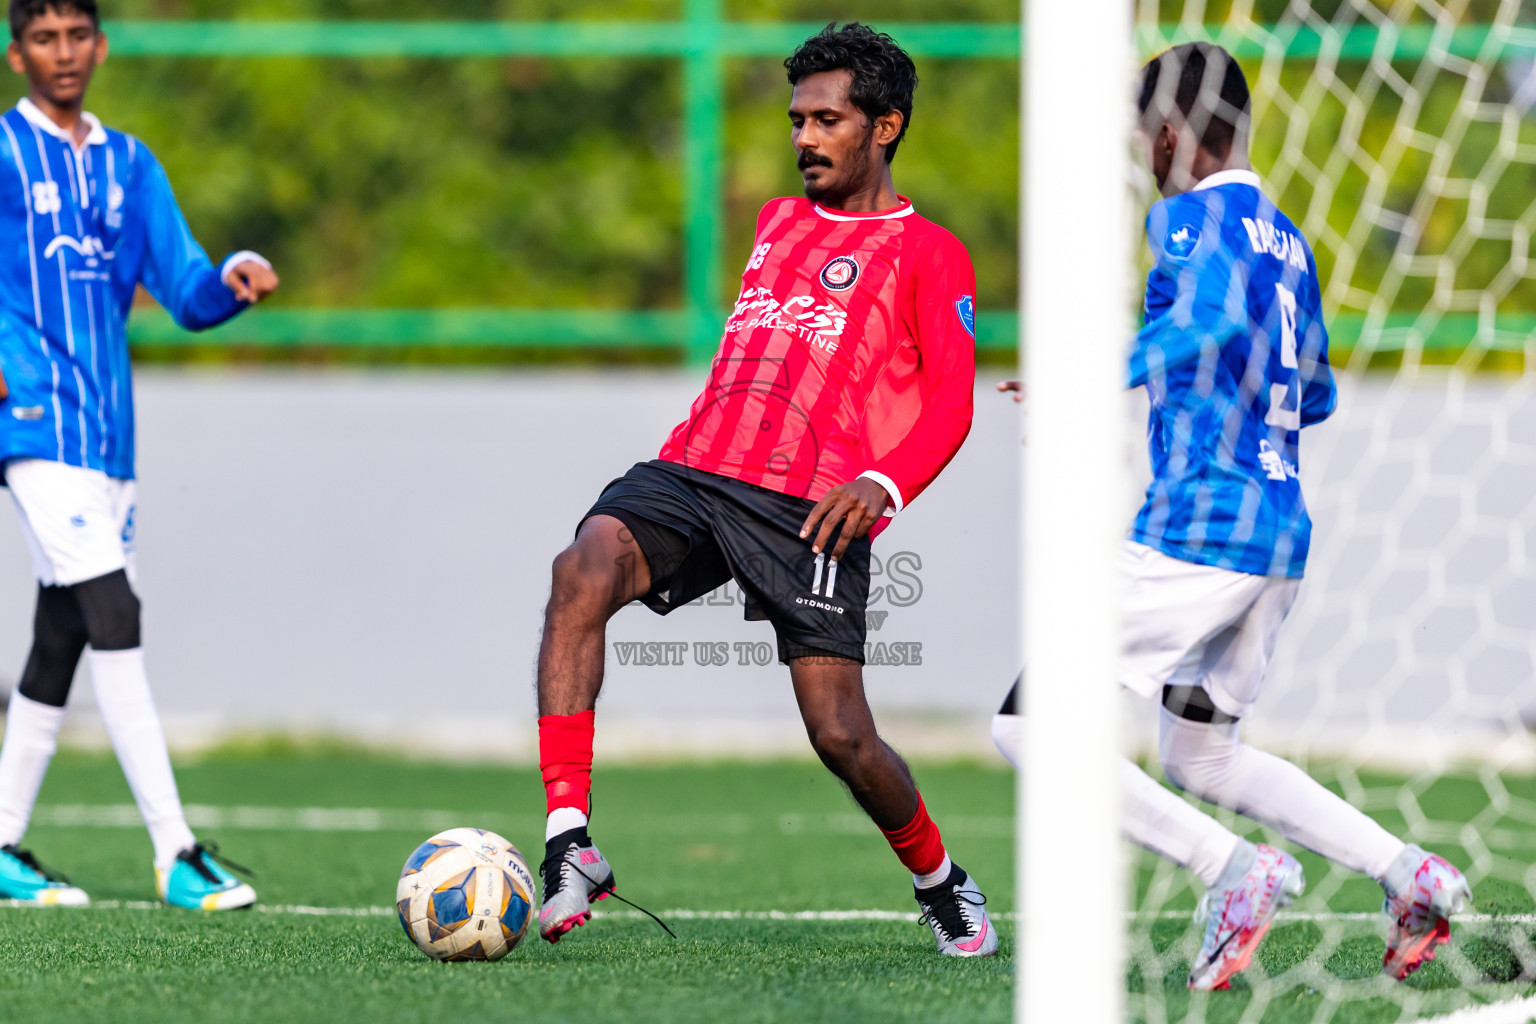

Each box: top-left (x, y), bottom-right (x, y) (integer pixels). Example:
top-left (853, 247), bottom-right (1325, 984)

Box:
top-left (955, 295), bottom-right (976, 339)
top-left (819, 255), bottom-right (860, 292)
top-left (1164, 224), bottom-right (1202, 260)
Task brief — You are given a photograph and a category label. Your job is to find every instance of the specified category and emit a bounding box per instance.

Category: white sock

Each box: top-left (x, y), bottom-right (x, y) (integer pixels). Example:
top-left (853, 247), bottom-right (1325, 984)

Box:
top-left (1121, 757), bottom-right (1243, 888)
top-left (1158, 708), bottom-right (1406, 880)
top-left (1211, 839), bottom-right (1259, 892)
top-left (1380, 844), bottom-right (1428, 897)
top-left (913, 852), bottom-right (953, 890)
top-left (991, 713), bottom-right (1022, 769)
top-left (545, 806), bottom-right (589, 842)
top-left (994, 711), bottom-right (1239, 887)
top-left (0, 693), bottom-right (67, 848)
top-left (89, 649), bottom-right (196, 870)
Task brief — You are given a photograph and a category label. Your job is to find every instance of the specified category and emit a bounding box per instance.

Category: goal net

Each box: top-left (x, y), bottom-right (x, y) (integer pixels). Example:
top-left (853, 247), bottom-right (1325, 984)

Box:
top-left (1106, 2), bottom-right (1536, 1022)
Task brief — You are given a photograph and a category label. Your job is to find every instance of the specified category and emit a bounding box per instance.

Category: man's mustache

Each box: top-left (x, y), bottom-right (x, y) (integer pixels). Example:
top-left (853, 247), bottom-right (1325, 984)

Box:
top-left (798, 152), bottom-right (833, 170)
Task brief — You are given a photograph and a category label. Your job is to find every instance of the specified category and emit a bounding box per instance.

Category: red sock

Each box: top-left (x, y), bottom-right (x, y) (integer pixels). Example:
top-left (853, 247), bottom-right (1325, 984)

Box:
top-left (539, 711), bottom-right (595, 815)
top-left (880, 794), bottom-right (948, 876)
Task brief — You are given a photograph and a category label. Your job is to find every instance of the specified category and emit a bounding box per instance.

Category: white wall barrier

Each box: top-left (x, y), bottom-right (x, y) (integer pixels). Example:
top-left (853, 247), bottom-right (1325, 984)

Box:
top-left (0, 370), bottom-right (1522, 764)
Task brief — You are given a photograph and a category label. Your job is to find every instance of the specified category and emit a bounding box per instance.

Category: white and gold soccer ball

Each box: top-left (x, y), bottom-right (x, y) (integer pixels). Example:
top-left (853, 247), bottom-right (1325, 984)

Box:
top-left (396, 827), bottom-right (536, 962)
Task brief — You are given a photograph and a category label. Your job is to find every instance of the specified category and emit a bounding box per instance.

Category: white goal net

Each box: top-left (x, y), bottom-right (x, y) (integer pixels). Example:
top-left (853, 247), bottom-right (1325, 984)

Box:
top-left (1112, 3), bottom-right (1536, 1022)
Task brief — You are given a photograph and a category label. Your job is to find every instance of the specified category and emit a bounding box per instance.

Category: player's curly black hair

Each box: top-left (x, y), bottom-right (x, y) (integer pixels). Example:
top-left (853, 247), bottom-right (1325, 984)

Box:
top-left (785, 22), bottom-right (918, 164)
top-left (1137, 42), bottom-right (1250, 158)
top-left (9, 0), bottom-right (98, 40)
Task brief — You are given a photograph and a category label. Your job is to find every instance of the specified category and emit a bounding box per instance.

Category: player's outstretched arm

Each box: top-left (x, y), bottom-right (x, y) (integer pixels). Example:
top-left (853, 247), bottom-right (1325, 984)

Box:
top-left (137, 146), bottom-right (277, 331)
top-left (799, 477), bottom-right (891, 562)
top-left (225, 259), bottom-right (280, 305)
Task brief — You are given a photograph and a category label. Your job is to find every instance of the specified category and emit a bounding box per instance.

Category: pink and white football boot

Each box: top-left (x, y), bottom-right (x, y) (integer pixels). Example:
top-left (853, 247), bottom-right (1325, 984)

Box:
top-left (1188, 844), bottom-right (1305, 991)
top-left (539, 828), bottom-right (614, 943)
top-left (1380, 845), bottom-right (1472, 980)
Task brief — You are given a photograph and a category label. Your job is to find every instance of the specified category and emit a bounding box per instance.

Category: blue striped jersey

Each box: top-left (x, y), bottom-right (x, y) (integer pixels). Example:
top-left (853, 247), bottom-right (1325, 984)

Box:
top-left (0, 99), bottom-right (259, 480)
top-left (1128, 169), bottom-right (1337, 578)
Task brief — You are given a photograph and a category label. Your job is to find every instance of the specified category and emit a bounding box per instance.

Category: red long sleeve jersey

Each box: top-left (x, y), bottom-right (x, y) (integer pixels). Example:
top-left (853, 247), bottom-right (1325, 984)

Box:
top-left (658, 196), bottom-right (977, 532)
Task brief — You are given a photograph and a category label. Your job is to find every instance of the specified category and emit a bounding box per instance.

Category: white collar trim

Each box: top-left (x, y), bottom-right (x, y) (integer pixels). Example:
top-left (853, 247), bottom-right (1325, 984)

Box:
top-left (813, 200), bottom-right (915, 222)
top-left (1193, 168), bottom-right (1261, 192)
top-left (16, 97), bottom-right (107, 147)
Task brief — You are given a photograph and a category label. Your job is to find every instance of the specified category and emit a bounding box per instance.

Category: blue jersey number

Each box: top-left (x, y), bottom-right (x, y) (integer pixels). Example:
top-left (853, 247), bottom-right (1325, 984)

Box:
top-left (1264, 283), bottom-right (1301, 431)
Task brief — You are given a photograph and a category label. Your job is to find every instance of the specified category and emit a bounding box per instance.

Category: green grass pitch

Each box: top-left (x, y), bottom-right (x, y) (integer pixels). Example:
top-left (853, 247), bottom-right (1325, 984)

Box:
top-left (0, 748), bottom-right (1533, 1023)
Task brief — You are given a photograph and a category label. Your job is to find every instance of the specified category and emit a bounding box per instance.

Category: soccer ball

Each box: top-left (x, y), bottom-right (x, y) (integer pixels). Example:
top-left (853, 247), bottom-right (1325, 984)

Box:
top-left (396, 827), bottom-right (537, 962)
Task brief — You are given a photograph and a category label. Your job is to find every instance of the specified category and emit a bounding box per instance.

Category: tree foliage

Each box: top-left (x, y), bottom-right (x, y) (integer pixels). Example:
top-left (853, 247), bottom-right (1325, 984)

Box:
top-left (1, 0), bottom-right (1529, 346)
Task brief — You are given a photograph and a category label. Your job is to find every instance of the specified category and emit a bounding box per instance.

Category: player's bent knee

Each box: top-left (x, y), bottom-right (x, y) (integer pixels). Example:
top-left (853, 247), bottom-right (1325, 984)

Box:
top-left (1159, 757), bottom-right (1193, 793)
top-left (18, 653), bottom-right (75, 707)
top-left (18, 586), bottom-right (88, 707)
top-left (549, 542), bottom-right (628, 618)
top-left (1156, 735), bottom-right (1198, 792)
top-left (806, 721), bottom-right (871, 774)
top-left (16, 673), bottom-right (71, 708)
top-left (1157, 725), bottom-right (1240, 796)
top-left (71, 569), bottom-right (141, 652)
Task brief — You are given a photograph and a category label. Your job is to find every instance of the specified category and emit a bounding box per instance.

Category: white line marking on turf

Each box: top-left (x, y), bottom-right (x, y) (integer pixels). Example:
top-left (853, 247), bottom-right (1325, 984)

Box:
top-left (594, 909), bottom-right (920, 922)
top-left (30, 804), bottom-right (497, 832)
top-left (256, 904), bottom-right (395, 917)
top-left (1133, 911), bottom-right (1536, 925)
top-left (2, 901), bottom-right (1535, 930)
top-left (0, 900), bottom-right (393, 916)
top-left (1421, 997), bottom-right (1536, 1023)
top-left (25, 805), bottom-right (1013, 838)
top-left (592, 909), bottom-right (1536, 926)
top-left (1161, 911), bottom-right (1536, 925)
top-left (3, 903), bottom-right (1533, 1022)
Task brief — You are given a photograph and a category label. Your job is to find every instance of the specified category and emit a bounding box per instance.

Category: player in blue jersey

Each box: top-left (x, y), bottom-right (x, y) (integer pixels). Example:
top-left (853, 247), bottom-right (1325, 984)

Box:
top-left (994, 43), bottom-right (1471, 988)
top-left (0, 0), bottom-right (276, 909)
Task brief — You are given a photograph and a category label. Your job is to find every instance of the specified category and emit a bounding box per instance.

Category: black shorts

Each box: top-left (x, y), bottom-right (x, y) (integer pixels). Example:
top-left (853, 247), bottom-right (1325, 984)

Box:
top-left (584, 460), bottom-right (871, 664)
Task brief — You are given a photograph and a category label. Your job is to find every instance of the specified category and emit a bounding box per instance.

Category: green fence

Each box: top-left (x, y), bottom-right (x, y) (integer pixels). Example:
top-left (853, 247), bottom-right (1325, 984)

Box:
top-left (101, 11), bottom-right (1536, 359)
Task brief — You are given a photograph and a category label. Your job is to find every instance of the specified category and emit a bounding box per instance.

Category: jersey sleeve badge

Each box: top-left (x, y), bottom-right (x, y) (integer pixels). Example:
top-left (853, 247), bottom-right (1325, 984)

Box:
top-left (1163, 223), bottom-right (1202, 261)
top-left (955, 295), bottom-right (976, 339)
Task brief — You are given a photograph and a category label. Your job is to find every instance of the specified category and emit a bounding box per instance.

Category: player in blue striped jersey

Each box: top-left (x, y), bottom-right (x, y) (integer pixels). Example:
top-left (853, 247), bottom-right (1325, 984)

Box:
top-left (0, 0), bottom-right (274, 910)
top-left (995, 43), bottom-right (1470, 988)
top-left (1128, 160), bottom-right (1334, 578)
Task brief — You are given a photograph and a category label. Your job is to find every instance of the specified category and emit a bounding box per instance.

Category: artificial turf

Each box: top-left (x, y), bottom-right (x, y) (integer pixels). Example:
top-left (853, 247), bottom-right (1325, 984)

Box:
top-left (0, 748), bottom-right (1532, 1022)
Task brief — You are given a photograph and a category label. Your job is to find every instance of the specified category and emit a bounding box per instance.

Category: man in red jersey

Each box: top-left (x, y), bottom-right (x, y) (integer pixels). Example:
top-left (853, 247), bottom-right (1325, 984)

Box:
top-left (535, 23), bottom-right (993, 957)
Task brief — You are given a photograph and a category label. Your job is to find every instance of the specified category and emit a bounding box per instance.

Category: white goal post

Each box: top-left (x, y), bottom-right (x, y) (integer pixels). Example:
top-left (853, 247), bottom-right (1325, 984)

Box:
top-left (1019, 0), bottom-right (1133, 1019)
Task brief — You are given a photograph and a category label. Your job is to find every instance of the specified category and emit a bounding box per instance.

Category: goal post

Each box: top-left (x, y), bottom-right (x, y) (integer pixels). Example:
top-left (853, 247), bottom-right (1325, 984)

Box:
top-left (1019, 0), bottom-right (1133, 1019)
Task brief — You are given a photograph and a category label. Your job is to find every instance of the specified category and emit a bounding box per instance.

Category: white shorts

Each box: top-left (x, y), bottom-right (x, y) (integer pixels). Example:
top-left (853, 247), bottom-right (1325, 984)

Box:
top-left (5, 459), bottom-right (137, 587)
top-left (1119, 540), bottom-right (1299, 719)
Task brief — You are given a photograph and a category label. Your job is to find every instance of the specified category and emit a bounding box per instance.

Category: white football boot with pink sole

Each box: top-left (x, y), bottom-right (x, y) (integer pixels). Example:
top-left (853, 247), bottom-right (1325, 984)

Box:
top-left (1189, 843), bottom-right (1305, 990)
top-left (539, 829), bottom-right (614, 943)
top-left (1381, 845), bottom-right (1472, 980)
